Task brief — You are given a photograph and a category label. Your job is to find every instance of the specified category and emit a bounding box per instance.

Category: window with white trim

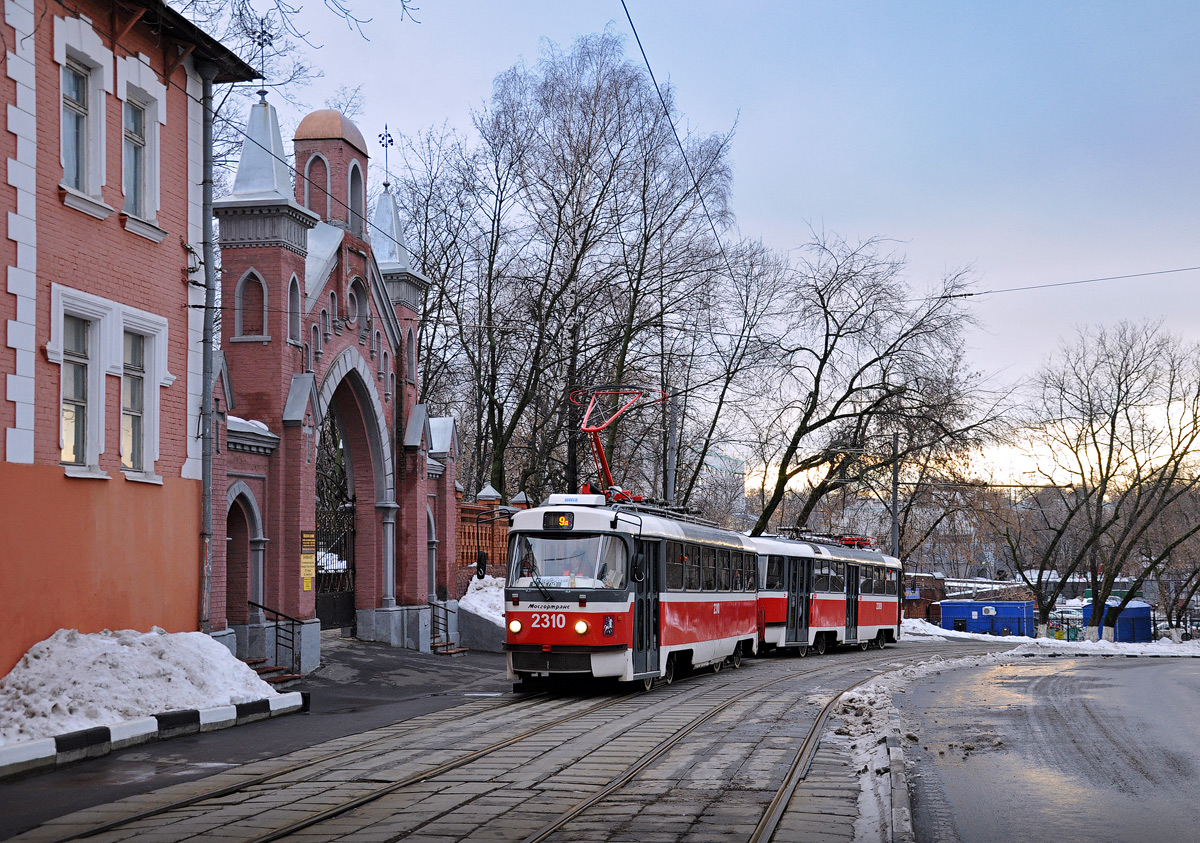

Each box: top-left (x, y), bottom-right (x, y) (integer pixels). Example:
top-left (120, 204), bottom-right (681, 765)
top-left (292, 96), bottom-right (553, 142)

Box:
top-left (54, 16), bottom-right (113, 219)
top-left (60, 315), bottom-right (89, 465)
top-left (47, 284), bottom-right (175, 480)
top-left (121, 331), bottom-right (145, 472)
top-left (115, 54), bottom-right (166, 238)
top-left (62, 62), bottom-right (89, 193)
top-left (122, 100), bottom-right (147, 219)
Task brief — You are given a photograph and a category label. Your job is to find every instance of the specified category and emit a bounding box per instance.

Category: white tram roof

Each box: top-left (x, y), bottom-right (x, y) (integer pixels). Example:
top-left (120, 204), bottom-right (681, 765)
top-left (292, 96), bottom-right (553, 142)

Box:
top-left (512, 501), bottom-right (757, 552)
top-left (749, 533), bottom-right (901, 569)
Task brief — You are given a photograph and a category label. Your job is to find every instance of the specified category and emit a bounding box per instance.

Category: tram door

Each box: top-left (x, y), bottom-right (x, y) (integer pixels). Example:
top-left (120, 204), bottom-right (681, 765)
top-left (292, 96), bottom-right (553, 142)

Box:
top-left (784, 556), bottom-right (810, 645)
top-left (632, 541), bottom-right (660, 676)
top-left (846, 564), bottom-right (860, 642)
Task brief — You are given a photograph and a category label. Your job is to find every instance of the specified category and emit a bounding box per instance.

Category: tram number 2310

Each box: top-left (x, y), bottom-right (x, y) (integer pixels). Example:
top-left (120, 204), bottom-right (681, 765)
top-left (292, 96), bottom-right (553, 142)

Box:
top-left (531, 613), bottom-right (567, 629)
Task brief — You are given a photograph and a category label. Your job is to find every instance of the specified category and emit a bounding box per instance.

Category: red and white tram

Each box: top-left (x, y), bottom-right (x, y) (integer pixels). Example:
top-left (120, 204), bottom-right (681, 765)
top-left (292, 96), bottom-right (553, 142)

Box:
top-left (504, 494), bottom-right (759, 689)
top-left (754, 534), bottom-right (902, 655)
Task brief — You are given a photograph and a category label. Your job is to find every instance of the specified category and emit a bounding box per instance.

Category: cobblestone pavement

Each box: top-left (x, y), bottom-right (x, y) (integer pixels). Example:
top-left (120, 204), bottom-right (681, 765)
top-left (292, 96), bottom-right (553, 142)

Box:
top-left (6, 641), bottom-right (990, 843)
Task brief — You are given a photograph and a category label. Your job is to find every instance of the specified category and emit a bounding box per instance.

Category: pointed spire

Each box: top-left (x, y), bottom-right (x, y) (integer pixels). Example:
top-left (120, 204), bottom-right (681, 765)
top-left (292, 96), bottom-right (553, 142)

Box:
top-left (229, 94), bottom-right (294, 202)
top-left (370, 187), bottom-right (411, 273)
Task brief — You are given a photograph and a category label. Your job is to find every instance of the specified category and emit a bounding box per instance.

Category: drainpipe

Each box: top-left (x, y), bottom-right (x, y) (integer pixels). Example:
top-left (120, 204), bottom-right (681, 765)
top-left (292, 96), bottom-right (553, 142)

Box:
top-left (198, 60), bottom-right (218, 633)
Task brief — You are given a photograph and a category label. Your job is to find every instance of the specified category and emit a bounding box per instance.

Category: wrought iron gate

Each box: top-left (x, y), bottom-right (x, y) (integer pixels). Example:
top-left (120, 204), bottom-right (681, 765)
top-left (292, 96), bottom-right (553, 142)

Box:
top-left (316, 410), bottom-right (356, 631)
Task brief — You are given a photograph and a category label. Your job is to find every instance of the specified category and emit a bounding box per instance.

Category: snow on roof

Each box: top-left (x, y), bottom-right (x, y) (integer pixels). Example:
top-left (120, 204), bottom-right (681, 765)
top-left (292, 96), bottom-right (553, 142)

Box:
top-left (305, 221), bottom-right (344, 297)
top-left (227, 415), bottom-right (271, 434)
top-left (0, 628), bottom-right (276, 747)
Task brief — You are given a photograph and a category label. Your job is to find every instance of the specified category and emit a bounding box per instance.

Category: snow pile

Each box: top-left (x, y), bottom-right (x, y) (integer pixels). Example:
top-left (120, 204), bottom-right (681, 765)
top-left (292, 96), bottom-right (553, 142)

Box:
top-left (0, 628), bottom-right (276, 747)
top-left (459, 575), bottom-right (505, 626)
top-left (901, 617), bottom-right (987, 640)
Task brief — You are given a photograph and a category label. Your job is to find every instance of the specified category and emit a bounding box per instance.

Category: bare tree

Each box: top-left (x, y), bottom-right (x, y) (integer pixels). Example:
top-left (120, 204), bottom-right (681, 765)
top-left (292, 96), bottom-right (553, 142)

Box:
top-left (998, 322), bottom-right (1200, 639)
top-left (746, 232), bottom-right (979, 536)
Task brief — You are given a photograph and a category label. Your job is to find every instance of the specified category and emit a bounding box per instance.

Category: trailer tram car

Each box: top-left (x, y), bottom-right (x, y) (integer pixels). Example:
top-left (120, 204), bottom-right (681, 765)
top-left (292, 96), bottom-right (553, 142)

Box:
top-left (504, 494), bottom-right (760, 689)
top-left (754, 535), bottom-right (902, 655)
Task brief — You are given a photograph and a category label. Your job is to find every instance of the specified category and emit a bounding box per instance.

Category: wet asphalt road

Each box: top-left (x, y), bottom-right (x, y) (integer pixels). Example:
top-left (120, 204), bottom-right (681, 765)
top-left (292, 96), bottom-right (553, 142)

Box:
top-left (897, 655), bottom-right (1200, 843)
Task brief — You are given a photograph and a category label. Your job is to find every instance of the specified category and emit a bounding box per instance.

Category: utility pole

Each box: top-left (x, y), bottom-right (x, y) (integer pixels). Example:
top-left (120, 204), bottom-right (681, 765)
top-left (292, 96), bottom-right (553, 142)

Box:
top-left (198, 61), bottom-right (218, 634)
top-left (565, 319), bottom-right (580, 491)
top-left (665, 392), bottom-right (678, 505)
top-left (890, 431), bottom-right (900, 559)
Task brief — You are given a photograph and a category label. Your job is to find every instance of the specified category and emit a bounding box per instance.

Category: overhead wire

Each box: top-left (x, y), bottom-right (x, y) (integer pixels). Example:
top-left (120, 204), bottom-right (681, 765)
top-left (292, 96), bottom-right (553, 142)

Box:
top-left (941, 265), bottom-right (1200, 300)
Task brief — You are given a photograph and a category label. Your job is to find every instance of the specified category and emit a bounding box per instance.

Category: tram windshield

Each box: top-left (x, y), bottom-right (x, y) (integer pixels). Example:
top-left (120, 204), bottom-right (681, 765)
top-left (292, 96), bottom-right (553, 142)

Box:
top-left (507, 533), bottom-right (627, 590)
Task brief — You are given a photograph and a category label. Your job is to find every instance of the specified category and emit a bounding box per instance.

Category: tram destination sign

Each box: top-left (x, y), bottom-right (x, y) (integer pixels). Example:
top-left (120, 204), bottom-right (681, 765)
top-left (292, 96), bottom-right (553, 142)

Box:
top-left (543, 511), bottom-right (574, 530)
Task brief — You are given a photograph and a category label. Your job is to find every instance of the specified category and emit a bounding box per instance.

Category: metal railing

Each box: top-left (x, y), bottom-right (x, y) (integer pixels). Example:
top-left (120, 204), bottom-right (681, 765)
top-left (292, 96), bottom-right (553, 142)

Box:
top-left (248, 601), bottom-right (302, 674)
top-left (430, 601), bottom-right (457, 649)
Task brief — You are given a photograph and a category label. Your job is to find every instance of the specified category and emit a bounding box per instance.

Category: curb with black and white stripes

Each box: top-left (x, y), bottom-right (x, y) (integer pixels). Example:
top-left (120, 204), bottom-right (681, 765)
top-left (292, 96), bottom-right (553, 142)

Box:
top-left (0, 691), bottom-right (307, 780)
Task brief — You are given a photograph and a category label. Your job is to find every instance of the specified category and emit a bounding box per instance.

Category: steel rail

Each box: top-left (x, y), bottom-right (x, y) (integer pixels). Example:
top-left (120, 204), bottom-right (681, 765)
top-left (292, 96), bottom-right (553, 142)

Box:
top-left (49, 690), bottom-right (557, 842)
top-left (523, 641), bottom-right (1009, 843)
top-left (517, 661), bottom-right (853, 843)
top-left (235, 668), bottom-right (773, 843)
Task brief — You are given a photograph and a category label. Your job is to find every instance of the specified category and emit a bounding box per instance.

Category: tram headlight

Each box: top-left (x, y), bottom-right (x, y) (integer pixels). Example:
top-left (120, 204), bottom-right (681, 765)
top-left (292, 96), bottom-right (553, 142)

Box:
top-left (508, 619), bottom-right (522, 634)
top-left (574, 619), bottom-right (589, 635)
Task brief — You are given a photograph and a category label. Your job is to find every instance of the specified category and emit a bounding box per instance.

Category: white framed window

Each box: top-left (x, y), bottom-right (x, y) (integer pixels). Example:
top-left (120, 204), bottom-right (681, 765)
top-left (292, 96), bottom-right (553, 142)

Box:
top-left (121, 331), bottom-right (145, 472)
top-left (47, 284), bottom-right (175, 481)
top-left (54, 15), bottom-right (113, 219)
top-left (62, 62), bottom-right (89, 193)
top-left (60, 315), bottom-right (90, 466)
top-left (122, 100), bottom-right (147, 218)
top-left (116, 54), bottom-right (166, 241)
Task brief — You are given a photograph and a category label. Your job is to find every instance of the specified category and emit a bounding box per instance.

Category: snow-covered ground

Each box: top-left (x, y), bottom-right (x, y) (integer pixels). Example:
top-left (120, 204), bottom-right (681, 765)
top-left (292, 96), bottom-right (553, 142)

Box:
top-left (824, 617), bottom-right (1200, 842)
top-left (0, 628), bottom-right (277, 747)
top-left (459, 574), bottom-right (505, 626)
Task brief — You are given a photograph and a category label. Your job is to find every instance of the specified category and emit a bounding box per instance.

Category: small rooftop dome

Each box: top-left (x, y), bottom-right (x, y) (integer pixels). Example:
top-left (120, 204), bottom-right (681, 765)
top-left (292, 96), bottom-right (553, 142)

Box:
top-left (294, 109), bottom-right (368, 155)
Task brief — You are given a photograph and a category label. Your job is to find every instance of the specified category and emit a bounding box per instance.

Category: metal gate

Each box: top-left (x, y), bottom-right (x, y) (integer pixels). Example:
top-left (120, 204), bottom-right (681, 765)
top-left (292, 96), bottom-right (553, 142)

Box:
top-left (316, 411), bottom-right (356, 631)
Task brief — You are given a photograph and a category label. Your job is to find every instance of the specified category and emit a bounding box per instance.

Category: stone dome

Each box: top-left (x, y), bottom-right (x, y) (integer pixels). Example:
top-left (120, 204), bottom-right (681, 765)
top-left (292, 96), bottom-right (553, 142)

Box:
top-left (294, 109), bottom-right (368, 155)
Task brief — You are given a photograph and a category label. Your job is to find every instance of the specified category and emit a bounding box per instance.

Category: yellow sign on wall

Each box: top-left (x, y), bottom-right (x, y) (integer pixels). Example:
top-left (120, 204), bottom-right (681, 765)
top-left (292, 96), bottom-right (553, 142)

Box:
top-left (300, 530), bottom-right (316, 591)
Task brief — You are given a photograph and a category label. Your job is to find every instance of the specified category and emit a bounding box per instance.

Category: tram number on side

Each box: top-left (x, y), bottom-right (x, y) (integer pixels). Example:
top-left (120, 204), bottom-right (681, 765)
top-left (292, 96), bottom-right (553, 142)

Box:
top-left (531, 613), bottom-right (567, 629)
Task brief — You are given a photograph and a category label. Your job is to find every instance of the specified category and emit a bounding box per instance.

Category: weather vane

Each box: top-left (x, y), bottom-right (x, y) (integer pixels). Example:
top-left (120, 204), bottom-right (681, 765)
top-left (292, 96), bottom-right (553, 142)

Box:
top-left (378, 124), bottom-right (394, 190)
top-left (251, 15), bottom-right (273, 99)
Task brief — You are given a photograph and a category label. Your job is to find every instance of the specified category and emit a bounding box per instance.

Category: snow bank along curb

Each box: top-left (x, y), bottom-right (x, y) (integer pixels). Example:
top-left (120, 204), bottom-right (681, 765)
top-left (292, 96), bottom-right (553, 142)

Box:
top-left (0, 692), bottom-right (306, 780)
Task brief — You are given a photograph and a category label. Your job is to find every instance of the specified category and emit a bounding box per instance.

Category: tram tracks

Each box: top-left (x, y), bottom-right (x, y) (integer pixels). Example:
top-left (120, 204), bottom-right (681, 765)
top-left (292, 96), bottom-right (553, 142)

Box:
top-left (26, 642), bottom-right (1010, 843)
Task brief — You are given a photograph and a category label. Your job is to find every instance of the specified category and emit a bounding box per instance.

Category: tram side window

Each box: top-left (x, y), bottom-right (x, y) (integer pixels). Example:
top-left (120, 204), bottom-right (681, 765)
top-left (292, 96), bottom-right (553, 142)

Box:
top-left (731, 551), bottom-right (742, 591)
top-left (860, 568), bottom-right (875, 595)
top-left (813, 563), bottom-right (831, 592)
top-left (717, 549), bottom-right (731, 591)
top-left (702, 546), bottom-right (716, 590)
top-left (765, 555), bottom-right (785, 590)
top-left (744, 553), bottom-right (756, 591)
top-left (684, 545), bottom-right (701, 590)
top-left (830, 562), bottom-right (845, 592)
top-left (666, 542), bottom-right (684, 591)
top-left (885, 570), bottom-right (898, 595)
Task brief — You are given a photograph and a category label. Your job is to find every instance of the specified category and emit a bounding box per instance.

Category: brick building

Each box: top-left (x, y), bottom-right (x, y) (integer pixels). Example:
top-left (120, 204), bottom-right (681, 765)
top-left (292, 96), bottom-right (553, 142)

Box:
top-left (211, 99), bottom-right (458, 670)
top-left (0, 0), bottom-right (458, 677)
top-left (0, 1), bottom-right (255, 674)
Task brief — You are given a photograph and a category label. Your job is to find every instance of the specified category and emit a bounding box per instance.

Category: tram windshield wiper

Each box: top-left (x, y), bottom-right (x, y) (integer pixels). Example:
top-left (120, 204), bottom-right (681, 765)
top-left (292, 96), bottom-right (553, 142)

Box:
top-left (518, 536), bottom-right (554, 600)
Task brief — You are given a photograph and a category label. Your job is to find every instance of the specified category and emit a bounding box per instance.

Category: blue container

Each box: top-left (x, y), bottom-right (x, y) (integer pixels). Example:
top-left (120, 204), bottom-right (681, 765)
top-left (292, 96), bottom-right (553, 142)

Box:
top-left (1081, 599), bottom-right (1152, 643)
top-left (937, 600), bottom-right (1035, 637)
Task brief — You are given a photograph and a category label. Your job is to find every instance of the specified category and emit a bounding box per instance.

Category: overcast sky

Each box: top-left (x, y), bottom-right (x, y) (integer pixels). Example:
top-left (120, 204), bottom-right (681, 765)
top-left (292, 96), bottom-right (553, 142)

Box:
top-left (268, 0), bottom-right (1200, 387)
